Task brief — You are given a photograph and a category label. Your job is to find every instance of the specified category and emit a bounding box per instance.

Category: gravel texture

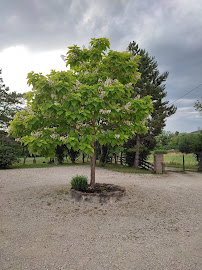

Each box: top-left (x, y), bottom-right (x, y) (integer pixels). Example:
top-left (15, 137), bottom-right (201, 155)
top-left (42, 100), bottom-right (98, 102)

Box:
top-left (0, 166), bottom-right (202, 270)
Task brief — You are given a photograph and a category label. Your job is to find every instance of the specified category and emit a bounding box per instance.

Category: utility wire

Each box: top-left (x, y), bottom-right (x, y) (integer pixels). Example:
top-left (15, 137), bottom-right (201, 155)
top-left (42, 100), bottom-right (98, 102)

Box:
top-left (169, 83), bottom-right (202, 105)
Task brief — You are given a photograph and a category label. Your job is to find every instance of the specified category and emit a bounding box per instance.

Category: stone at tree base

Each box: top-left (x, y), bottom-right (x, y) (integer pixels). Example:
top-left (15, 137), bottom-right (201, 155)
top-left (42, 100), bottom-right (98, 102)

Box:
top-left (70, 183), bottom-right (126, 203)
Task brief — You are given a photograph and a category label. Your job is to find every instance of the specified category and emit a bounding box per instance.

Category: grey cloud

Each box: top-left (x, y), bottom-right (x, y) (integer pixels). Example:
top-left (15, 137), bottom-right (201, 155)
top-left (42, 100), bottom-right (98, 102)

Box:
top-left (1, 0), bottom-right (201, 132)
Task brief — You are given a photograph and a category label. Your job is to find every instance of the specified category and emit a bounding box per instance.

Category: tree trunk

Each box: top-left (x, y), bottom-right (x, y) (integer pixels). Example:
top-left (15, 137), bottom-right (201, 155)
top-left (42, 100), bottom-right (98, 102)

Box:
top-left (120, 152), bottom-right (123, 165)
top-left (114, 154), bottom-right (117, 165)
top-left (99, 145), bottom-right (103, 164)
top-left (23, 156), bottom-right (27, 164)
top-left (198, 152), bottom-right (202, 172)
top-left (82, 153), bottom-right (85, 163)
top-left (133, 134), bottom-right (140, 168)
top-left (182, 154), bottom-right (185, 172)
top-left (90, 142), bottom-right (96, 188)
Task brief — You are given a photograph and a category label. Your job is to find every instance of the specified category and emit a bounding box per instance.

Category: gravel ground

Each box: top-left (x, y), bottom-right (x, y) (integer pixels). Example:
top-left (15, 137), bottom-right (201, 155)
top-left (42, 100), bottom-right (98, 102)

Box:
top-left (0, 166), bottom-right (202, 270)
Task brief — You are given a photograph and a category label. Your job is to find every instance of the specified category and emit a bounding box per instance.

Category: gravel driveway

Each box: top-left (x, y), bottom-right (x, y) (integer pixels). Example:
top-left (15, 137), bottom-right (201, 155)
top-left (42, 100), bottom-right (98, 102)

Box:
top-left (0, 166), bottom-right (202, 270)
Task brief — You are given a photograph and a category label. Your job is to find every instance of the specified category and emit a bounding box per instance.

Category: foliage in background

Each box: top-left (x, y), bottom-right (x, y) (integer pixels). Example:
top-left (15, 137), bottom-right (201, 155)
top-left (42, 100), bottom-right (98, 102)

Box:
top-left (154, 149), bottom-right (168, 154)
top-left (67, 148), bottom-right (80, 163)
top-left (0, 69), bottom-right (25, 129)
top-left (0, 144), bottom-right (20, 168)
top-left (155, 130), bottom-right (178, 150)
top-left (194, 98), bottom-right (202, 116)
top-left (124, 42), bottom-right (176, 166)
top-left (55, 144), bottom-right (66, 164)
top-left (178, 133), bottom-right (202, 156)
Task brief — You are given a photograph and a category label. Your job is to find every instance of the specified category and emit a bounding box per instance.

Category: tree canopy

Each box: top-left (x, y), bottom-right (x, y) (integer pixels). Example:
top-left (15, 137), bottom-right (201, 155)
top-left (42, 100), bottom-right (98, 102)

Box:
top-left (9, 38), bottom-right (153, 186)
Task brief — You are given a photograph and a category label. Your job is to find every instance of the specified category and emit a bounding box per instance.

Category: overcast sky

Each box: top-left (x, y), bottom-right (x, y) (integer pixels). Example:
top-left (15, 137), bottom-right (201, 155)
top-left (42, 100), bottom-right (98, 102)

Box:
top-left (0, 0), bottom-right (201, 133)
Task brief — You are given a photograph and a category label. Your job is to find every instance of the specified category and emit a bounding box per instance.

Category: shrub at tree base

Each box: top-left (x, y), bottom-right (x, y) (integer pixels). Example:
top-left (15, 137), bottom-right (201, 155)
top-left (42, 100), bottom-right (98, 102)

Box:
top-left (0, 144), bottom-right (20, 168)
top-left (71, 175), bottom-right (88, 191)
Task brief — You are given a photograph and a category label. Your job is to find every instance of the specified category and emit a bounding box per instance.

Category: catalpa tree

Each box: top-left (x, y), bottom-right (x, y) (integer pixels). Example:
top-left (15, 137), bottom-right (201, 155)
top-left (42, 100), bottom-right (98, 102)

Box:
top-left (9, 38), bottom-right (153, 187)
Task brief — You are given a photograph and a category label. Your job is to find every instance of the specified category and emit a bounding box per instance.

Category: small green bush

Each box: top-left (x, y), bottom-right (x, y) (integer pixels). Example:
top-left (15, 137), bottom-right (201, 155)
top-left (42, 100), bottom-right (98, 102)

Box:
top-left (154, 150), bottom-right (168, 154)
top-left (0, 144), bottom-right (20, 169)
top-left (71, 175), bottom-right (88, 191)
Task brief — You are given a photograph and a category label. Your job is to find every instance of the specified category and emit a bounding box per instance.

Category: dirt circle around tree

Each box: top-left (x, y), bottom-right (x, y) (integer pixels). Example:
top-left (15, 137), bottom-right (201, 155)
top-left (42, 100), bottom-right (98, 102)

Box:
top-left (70, 183), bottom-right (126, 203)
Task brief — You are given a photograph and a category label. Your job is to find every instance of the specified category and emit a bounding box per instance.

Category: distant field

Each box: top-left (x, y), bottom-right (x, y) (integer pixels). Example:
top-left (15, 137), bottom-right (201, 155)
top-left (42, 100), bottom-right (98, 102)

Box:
top-left (147, 152), bottom-right (198, 170)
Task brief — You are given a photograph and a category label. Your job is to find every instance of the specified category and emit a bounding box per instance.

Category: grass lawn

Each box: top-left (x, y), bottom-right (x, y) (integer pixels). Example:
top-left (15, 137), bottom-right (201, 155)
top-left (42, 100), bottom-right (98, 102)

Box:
top-left (97, 163), bottom-right (152, 174)
top-left (11, 157), bottom-right (88, 169)
top-left (11, 157), bottom-right (152, 174)
top-left (10, 152), bottom-right (199, 172)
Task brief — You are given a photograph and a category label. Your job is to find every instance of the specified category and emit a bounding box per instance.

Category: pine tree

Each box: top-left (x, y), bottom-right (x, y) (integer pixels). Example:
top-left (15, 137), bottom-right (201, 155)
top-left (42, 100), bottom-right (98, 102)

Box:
top-left (0, 69), bottom-right (25, 129)
top-left (124, 42), bottom-right (176, 167)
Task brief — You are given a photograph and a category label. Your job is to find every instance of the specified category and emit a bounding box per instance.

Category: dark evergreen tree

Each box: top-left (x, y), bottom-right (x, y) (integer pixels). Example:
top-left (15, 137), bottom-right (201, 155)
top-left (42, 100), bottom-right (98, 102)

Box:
top-left (124, 42), bottom-right (176, 167)
top-left (67, 148), bottom-right (80, 163)
top-left (0, 69), bottom-right (25, 129)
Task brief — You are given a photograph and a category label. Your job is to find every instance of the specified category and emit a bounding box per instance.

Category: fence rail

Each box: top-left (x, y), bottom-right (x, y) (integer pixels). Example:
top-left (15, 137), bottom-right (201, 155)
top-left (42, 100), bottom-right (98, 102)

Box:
top-left (139, 159), bottom-right (154, 171)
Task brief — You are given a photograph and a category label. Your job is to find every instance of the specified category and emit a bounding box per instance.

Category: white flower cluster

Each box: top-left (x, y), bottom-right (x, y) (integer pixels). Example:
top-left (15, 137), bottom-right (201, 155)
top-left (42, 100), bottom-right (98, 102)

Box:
top-left (63, 95), bottom-right (67, 100)
top-left (115, 134), bottom-right (120, 139)
top-left (98, 86), bottom-right (105, 99)
top-left (50, 133), bottom-right (59, 139)
top-left (124, 102), bottom-right (131, 110)
top-left (84, 70), bottom-right (90, 75)
top-left (51, 133), bottom-right (60, 139)
top-left (135, 74), bottom-right (141, 80)
top-left (134, 95), bottom-right (140, 100)
top-left (76, 121), bottom-right (89, 128)
top-left (125, 82), bottom-right (132, 88)
top-left (104, 78), bottom-right (113, 87)
top-left (75, 80), bottom-right (82, 89)
top-left (130, 56), bottom-right (135, 61)
top-left (116, 108), bottom-right (121, 112)
top-left (60, 136), bottom-right (67, 142)
top-left (98, 78), bottom-right (103, 84)
top-left (54, 101), bottom-right (60, 106)
top-left (26, 107), bottom-right (34, 115)
top-left (124, 120), bottom-right (132, 126)
top-left (99, 109), bottom-right (111, 115)
top-left (15, 138), bottom-right (21, 142)
top-left (70, 52), bottom-right (78, 59)
top-left (14, 114), bottom-right (26, 121)
top-left (7, 126), bottom-right (11, 132)
top-left (93, 68), bottom-right (98, 74)
top-left (51, 94), bottom-right (57, 100)
top-left (31, 131), bottom-right (43, 138)
top-left (101, 120), bottom-right (107, 125)
top-left (113, 79), bottom-right (118, 83)
top-left (48, 79), bottom-right (53, 86)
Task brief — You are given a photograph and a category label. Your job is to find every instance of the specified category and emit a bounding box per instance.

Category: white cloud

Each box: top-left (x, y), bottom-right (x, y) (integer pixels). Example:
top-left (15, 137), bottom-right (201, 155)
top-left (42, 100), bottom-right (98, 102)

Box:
top-left (0, 46), bottom-right (67, 93)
